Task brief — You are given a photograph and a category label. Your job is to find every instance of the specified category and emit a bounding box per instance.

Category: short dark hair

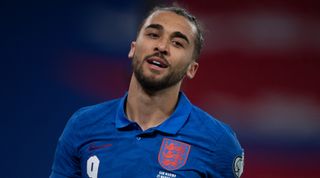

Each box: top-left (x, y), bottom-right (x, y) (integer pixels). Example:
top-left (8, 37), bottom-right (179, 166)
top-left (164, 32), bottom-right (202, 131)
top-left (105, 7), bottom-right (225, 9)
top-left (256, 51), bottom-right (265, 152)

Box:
top-left (137, 6), bottom-right (204, 61)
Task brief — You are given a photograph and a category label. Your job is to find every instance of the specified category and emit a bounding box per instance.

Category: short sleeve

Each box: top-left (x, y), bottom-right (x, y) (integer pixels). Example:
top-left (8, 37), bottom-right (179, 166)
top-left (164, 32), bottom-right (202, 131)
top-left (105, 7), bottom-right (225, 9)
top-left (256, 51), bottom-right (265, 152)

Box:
top-left (50, 111), bottom-right (83, 178)
top-left (208, 127), bottom-right (244, 178)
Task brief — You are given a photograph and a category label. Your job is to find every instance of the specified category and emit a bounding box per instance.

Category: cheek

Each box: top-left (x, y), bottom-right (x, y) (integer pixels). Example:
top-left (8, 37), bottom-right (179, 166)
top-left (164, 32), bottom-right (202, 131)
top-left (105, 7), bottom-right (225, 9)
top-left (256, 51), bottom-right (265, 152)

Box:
top-left (174, 44), bottom-right (194, 59)
top-left (173, 51), bottom-right (194, 70)
top-left (172, 60), bottom-right (190, 74)
top-left (134, 43), bottom-right (151, 59)
top-left (175, 51), bottom-right (194, 66)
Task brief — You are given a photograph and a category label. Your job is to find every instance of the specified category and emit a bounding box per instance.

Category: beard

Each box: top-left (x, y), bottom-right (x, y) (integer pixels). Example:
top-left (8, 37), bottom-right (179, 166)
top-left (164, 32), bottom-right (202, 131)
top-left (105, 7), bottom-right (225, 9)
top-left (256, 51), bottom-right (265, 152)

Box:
top-left (132, 54), bottom-right (189, 93)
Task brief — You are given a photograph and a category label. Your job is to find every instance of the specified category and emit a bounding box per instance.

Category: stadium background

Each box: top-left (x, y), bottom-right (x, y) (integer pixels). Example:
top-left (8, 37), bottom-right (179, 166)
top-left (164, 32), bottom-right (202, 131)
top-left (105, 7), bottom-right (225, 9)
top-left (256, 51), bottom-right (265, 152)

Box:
top-left (1, 0), bottom-right (320, 177)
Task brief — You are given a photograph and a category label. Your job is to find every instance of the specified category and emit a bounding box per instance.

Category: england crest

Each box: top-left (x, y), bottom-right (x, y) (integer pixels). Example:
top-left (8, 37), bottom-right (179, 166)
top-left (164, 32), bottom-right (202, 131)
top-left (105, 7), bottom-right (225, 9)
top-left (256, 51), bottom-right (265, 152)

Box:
top-left (158, 138), bottom-right (191, 171)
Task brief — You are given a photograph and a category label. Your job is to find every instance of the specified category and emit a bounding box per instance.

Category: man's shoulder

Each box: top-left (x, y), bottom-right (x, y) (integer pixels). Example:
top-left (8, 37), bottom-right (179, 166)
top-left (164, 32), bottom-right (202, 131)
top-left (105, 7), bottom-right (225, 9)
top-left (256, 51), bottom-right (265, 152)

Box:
top-left (188, 105), bottom-right (240, 145)
top-left (190, 105), bottom-right (231, 132)
top-left (78, 98), bottom-right (121, 115)
top-left (187, 106), bottom-right (244, 177)
top-left (69, 97), bottom-right (122, 126)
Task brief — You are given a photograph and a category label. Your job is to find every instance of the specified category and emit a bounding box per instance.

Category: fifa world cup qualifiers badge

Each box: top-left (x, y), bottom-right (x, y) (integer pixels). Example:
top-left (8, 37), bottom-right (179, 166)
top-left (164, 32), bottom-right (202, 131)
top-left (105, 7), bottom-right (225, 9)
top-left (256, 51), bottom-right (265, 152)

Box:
top-left (233, 153), bottom-right (244, 178)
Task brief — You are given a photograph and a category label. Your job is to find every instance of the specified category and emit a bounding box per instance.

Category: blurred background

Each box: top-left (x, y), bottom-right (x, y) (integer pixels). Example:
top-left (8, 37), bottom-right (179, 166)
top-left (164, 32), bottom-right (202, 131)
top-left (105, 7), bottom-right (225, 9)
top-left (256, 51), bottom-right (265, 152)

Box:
top-left (1, 0), bottom-right (320, 177)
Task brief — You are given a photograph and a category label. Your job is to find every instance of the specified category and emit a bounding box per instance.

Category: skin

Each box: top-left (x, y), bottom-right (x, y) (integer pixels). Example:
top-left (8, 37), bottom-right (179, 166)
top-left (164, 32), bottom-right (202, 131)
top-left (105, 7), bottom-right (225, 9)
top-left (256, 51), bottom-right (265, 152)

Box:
top-left (126, 10), bottom-right (199, 131)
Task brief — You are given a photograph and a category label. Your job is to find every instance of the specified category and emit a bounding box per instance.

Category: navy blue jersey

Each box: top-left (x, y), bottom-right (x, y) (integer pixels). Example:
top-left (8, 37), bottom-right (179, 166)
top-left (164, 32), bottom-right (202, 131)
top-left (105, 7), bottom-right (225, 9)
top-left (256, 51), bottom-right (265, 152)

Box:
top-left (50, 92), bottom-right (244, 178)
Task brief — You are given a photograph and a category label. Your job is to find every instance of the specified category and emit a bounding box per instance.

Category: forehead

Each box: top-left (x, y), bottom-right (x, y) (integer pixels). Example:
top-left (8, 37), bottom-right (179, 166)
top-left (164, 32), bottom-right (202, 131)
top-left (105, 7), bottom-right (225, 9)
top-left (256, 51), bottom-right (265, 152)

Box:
top-left (142, 11), bottom-right (197, 40)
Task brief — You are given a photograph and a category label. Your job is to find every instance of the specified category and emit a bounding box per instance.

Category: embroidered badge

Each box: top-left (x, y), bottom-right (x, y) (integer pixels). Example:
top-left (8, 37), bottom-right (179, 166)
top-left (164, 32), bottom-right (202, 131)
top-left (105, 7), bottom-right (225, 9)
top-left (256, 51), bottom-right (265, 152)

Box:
top-left (158, 138), bottom-right (191, 171)
top-left (233, 153), bottom-right (244, 178)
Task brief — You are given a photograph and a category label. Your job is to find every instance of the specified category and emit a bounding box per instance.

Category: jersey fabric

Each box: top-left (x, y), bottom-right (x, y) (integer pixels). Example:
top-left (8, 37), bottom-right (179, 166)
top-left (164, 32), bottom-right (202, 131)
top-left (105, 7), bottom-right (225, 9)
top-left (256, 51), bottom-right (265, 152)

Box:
top-left (50, 92), bottom-right (244, 178)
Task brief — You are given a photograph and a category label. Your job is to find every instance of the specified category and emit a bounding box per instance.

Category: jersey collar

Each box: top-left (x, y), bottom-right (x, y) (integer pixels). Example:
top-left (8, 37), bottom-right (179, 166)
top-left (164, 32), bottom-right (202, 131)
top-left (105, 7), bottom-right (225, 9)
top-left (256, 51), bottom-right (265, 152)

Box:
top-left (115, 92), bottom-right (193, 135)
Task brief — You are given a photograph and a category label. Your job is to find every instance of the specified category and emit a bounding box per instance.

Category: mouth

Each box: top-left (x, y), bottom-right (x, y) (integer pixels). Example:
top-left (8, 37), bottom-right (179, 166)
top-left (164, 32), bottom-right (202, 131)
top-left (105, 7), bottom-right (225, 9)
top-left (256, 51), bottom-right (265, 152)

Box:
top-left (146, 57), bottom-right (169, 68)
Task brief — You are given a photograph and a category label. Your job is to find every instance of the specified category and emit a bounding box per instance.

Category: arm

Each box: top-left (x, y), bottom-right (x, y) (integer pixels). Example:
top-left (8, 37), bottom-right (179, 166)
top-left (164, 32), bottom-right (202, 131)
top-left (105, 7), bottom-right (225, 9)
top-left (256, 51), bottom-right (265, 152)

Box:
top-left (50, 112), bottom-right (82, 178)
top-left (208, 127), bottom-right (244, 178)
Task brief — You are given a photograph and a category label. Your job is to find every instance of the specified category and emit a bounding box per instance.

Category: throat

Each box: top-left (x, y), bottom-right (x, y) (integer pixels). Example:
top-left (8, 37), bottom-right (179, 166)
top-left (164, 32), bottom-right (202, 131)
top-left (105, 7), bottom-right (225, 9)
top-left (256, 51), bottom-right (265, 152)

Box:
top-left (126, 103), bottom-right (170, 131)
top-left (126, 75), bottom-right (180, 131)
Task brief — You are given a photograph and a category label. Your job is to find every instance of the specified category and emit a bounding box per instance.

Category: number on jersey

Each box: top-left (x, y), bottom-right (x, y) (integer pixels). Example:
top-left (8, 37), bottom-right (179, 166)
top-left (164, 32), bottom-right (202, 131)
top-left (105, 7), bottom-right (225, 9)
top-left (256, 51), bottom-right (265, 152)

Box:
top-left (87, 155), bottom-right (100, 178)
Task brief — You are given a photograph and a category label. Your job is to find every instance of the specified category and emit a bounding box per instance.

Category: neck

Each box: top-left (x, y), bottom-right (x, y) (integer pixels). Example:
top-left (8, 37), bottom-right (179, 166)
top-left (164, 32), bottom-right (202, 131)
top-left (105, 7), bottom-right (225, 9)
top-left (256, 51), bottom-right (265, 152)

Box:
top-left (126, 75), bottom-right (181, 131)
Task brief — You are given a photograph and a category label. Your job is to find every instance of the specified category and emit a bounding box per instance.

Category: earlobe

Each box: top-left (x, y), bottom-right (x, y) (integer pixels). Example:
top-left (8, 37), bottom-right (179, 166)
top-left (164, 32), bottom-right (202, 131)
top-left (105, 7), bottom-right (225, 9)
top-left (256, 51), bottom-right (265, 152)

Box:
top-left (128, 41), bottom-right (136, 59)
top-left (186, 62), bottom-right (199, 79)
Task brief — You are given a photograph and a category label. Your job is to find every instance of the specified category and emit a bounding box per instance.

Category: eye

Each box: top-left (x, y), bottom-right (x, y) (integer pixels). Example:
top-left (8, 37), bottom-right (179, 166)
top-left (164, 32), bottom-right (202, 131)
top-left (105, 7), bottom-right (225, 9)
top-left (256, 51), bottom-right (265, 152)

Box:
top-left (147, 33), bottom-right (159, 39)
top-left (172, 40), bottom-right (184, 48)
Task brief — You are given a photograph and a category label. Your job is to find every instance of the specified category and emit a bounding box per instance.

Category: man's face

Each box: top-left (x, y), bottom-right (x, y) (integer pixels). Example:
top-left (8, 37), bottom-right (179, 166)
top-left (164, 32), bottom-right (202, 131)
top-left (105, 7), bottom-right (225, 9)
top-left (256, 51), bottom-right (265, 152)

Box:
top-left (128, 10), bottom-right (199, 92)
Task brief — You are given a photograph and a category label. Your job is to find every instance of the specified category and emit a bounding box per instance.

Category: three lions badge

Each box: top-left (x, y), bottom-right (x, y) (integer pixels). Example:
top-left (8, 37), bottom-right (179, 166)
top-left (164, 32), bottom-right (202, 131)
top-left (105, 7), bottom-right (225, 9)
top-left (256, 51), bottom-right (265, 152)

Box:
top-left (158, 138), bottom-right (191, 171)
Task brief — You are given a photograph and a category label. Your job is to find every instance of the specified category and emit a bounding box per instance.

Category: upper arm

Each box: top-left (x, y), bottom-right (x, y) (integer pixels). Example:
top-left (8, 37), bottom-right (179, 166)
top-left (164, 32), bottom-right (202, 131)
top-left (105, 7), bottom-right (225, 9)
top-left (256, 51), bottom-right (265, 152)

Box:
top-left (208, 129), bottom-right (244, 178)
top-left (50, 112), bottom-right (82, 178)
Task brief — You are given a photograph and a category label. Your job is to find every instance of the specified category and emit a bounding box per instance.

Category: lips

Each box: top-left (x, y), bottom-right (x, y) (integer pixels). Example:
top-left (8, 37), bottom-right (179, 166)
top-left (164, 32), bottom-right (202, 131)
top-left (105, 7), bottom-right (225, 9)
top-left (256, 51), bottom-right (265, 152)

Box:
top-left (146, 57), bottom-right (169, 68)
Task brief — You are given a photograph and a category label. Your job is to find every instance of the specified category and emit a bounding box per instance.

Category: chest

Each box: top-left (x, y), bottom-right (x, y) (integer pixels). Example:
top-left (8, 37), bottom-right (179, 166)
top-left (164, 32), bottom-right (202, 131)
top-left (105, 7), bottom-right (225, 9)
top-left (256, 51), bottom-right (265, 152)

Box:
top-left (78, 133), bottom-right (209, 178)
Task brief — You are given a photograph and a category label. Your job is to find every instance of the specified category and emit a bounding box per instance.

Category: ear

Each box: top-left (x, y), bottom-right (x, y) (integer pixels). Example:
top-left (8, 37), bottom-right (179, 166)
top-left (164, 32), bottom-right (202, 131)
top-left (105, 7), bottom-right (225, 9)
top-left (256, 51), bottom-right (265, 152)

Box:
top-left (186, 61), bottom-right (199, 79)
top-left (128, 41), bottom-right (136, 59)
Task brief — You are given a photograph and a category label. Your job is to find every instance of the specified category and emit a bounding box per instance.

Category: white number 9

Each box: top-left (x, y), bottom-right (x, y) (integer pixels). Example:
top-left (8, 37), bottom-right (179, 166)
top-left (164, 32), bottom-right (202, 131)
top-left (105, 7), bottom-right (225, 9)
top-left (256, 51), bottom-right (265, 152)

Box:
top-left (87, 155), bottom-right (100, 178)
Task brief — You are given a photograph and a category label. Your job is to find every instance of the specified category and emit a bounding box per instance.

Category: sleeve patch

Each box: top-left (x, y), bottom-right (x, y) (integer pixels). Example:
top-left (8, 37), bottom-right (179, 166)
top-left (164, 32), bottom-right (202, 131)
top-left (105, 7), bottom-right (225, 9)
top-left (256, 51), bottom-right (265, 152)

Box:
top-left (233, 153), bottom-right (244, 178)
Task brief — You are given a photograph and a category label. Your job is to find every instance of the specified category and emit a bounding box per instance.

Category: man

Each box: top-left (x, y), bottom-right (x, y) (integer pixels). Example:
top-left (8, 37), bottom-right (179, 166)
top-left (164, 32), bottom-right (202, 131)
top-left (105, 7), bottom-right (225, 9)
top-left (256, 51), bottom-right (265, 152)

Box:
top-left (50, 6), bottom-right (244, 178)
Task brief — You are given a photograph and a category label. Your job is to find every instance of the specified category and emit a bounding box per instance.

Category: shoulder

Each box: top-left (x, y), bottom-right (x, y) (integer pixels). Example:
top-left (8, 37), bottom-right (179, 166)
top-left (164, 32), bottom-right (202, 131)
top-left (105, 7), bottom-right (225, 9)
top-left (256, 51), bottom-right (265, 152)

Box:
top-left (189, 106), bottom-right (234, 138)
top-left (66, 98), bottom-right (121, 131)
top-left (188, 105), bottom-right (242, 151)
top-left (188, 106), bottom-right (244, 177)
top-left (74, 98), bottom-right (120, 120)
top-left (59, 97), bottom-right (122, 146)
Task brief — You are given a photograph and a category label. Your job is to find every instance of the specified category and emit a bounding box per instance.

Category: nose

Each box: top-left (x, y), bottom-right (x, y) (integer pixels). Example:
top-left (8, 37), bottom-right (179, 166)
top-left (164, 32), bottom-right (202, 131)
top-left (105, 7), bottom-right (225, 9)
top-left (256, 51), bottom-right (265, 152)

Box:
top-left (154, 38), bottom-right (169, 56)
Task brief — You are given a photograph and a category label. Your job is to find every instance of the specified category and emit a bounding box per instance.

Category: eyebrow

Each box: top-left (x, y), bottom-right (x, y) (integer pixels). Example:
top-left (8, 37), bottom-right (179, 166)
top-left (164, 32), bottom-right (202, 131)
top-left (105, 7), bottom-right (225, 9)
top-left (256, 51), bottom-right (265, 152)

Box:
top-left (145, 23), bottom-right (190, 44)
top-left (171, 31), bottom-right (190, 44)
top-left (145, 24), bottom-right (163, 31)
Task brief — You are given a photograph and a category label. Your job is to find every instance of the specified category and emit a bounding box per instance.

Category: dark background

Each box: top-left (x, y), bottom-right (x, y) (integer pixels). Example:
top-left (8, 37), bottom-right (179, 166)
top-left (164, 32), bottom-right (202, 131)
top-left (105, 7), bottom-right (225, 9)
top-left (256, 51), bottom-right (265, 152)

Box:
top-left (1, 0), bottom-right (320, 177)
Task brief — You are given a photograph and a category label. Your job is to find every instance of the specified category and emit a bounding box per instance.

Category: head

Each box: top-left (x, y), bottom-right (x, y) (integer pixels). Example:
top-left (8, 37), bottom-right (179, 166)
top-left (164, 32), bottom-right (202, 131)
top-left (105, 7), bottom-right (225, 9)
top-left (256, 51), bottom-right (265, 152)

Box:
top-left (128, 6), bottom-right (204, 93)
top-left (137, 7), bottom-right (204, 60)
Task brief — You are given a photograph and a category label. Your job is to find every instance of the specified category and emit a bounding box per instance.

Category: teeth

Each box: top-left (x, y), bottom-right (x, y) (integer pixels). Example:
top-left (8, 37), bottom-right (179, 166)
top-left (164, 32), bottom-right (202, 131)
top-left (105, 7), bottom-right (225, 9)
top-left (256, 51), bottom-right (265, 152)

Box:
top-left (151, 60), bottom-right (163, 67)
top-left (152, 61), bottom-right (161, 65)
